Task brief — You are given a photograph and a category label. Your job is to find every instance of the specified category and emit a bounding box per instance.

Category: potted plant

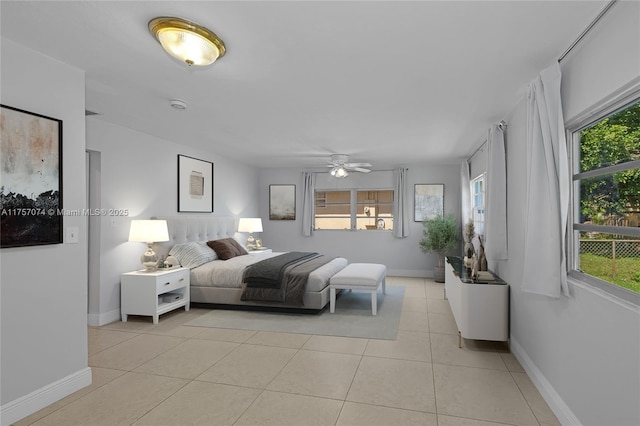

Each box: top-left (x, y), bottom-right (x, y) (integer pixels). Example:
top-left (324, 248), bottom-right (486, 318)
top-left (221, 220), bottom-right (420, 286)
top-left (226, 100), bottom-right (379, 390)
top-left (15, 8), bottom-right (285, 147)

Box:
top-left (419, 213), bottom-right (459, 282)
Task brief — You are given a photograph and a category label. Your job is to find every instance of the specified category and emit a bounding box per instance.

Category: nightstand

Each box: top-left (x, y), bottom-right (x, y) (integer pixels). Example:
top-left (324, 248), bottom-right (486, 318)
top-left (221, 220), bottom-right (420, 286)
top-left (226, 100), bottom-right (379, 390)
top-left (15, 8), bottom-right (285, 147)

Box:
top-left (248, 248), bottom-right (272, 254)
top-left (121, 267), bottom-right (190, 324)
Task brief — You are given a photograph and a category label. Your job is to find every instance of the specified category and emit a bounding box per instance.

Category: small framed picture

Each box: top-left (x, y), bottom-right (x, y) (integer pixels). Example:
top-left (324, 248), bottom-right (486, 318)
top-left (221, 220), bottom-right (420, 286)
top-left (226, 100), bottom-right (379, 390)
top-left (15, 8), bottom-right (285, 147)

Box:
top-left (269, 184), bottom-right (296, 220)
top-left (177, 155), bottom-right (214, 212)
top-left (414, 184), bottom-right (444, 222)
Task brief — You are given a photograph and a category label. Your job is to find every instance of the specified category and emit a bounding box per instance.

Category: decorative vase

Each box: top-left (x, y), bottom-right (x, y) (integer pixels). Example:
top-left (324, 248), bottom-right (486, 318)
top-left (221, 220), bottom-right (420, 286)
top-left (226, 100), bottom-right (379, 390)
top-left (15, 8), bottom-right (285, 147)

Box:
top-left (463, 240), bottom-right (475, 270)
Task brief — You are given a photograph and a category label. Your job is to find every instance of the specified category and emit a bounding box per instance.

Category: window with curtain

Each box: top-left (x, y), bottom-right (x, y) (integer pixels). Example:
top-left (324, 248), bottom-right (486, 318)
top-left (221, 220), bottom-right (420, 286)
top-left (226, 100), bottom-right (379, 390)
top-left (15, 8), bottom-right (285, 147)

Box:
top-left (314, 189), bottom-right (394, 230)
top-left (471, 173), bottom-right (486, 237)
top-left (570, 98), bottom-right (640, 300)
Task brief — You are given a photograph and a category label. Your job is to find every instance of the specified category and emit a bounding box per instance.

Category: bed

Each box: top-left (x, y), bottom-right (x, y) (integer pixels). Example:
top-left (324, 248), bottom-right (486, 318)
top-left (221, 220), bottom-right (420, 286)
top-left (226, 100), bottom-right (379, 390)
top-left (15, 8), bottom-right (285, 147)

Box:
top-left (154, 216), bottom-right (348, 311)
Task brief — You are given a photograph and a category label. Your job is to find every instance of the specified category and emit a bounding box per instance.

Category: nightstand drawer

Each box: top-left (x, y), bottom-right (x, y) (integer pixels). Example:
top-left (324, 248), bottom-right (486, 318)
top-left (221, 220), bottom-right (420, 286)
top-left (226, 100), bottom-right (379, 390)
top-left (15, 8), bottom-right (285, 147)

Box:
top-left (156, 269), bottom-right (189, 293)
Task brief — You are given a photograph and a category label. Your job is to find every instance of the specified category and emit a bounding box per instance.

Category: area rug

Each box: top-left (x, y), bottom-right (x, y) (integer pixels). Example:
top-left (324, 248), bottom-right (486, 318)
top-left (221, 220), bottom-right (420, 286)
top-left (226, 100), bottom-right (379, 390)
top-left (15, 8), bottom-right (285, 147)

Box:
top-left (184, 286), bottom-right (405, 340)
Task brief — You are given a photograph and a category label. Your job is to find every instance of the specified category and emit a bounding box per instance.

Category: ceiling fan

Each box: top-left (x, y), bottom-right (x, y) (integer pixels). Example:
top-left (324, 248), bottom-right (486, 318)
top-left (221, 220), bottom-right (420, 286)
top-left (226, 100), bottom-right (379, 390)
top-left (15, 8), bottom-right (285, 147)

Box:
top-left (326, 154), bottom-right (372, 178)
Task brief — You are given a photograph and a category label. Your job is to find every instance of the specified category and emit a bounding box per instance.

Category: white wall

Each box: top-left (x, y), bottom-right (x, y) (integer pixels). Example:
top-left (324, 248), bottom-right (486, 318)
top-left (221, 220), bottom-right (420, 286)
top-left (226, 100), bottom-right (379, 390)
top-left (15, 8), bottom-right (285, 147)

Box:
top-left (259, 164), bottom-right (461, 277)
top-left (85, 119), bottom-right (259, 325)
top-left (497, 2), bottom-right (640, 424)
top-left (0, 39), bottom-right (90, 423)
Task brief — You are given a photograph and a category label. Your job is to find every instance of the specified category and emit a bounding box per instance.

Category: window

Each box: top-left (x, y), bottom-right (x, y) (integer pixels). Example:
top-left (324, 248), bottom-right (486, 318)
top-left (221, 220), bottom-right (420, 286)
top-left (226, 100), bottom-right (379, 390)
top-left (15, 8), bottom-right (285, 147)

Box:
top-left (314, 189), bottom-right (394, 230)
top-left (570, 98), bottom-right (640, 299)
top-left (357, 190), bottom-right (394, 230)
top-left (471, 173), bottom-right (486, 237)
top-left (314, 190), bottom-right (351, 230)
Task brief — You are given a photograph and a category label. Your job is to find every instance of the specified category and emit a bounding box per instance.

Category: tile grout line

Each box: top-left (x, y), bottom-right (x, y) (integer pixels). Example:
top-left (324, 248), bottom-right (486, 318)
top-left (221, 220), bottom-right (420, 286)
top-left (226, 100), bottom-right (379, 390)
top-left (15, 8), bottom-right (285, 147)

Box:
top-left (332, 349), bottom-right (365, 426)
top-left (509, 369), bottom-right (544, 426)
top-left (425, 279), bottom-right (442, 425)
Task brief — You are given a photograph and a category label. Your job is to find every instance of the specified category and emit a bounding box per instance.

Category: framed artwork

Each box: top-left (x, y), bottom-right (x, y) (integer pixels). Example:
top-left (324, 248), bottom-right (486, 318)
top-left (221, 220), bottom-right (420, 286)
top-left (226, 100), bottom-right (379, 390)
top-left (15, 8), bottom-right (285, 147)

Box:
top-left (177, 155), bottom-right (214, 212)
top-left (1, 105), bottom-right (63, 248)
top-left (269, 184), bottom-right (296, 220)
top-left (414, 184), bottom-right (444, 222)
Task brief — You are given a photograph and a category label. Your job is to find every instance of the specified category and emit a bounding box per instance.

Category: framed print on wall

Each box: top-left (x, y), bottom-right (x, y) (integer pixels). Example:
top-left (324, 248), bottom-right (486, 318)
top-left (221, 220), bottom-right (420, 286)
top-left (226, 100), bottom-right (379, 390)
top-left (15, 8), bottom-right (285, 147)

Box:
top-left (269, 184), bottom-right (296, 220)
top-left (414, 183), bottom-right (444, 222)
top-left (178, 155), bottom-right (214, 212)
top-left (1, 105), bottom-right (63, 248)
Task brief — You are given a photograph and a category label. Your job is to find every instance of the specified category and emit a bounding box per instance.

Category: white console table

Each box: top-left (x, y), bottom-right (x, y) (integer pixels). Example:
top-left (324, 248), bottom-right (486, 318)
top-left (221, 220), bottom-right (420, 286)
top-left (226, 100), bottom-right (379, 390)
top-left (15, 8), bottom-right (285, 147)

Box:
top-left (445, 256), bottom-right (509, 348)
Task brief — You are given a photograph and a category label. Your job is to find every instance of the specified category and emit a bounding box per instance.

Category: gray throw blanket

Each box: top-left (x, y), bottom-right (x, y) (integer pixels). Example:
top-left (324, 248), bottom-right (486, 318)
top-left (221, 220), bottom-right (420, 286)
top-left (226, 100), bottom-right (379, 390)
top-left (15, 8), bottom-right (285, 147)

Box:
top-left (241, 253), bottom-right (335, 305)
top-left (244, 252), bottom-right (318, 289)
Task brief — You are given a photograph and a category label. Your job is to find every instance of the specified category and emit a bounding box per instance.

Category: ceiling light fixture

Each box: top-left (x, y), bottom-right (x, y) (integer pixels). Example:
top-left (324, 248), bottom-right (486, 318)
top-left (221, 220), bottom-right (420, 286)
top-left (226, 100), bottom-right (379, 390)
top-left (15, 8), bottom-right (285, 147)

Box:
top-left (148, 17), bottom-right (226, 67)
top-left (330, 166), bottom-right (349, 178)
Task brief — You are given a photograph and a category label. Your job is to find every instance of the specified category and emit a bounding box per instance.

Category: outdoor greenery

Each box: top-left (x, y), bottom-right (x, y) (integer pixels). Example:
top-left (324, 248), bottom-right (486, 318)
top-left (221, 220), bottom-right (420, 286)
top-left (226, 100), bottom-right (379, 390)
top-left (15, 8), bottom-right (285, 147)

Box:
top-left (419, 213), bottom-right (458, 267)
top-left (578, 101), bottom-right (640, 293)
top-left (580, 253), bottom-right (640, 293)
top-left (579, 101), bottom-right (640, 223)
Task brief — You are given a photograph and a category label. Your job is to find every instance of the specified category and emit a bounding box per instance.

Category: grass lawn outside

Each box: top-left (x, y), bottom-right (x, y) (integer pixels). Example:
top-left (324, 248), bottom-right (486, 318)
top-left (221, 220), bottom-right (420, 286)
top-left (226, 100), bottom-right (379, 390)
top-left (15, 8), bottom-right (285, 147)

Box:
top-left (580, 253), bottom-right (640, 293)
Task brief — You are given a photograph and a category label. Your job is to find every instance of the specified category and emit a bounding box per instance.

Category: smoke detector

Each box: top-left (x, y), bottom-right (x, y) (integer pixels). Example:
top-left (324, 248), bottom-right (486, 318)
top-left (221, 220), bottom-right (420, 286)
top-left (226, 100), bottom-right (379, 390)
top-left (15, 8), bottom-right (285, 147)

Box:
top-left (170, 99), bottom-right (187, 110)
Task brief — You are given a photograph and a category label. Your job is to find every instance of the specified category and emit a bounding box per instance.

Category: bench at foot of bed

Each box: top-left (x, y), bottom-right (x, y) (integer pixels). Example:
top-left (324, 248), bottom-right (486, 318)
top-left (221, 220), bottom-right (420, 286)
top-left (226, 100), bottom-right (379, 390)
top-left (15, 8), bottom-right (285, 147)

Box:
top-left (329, 263), bottom-right (387, 315)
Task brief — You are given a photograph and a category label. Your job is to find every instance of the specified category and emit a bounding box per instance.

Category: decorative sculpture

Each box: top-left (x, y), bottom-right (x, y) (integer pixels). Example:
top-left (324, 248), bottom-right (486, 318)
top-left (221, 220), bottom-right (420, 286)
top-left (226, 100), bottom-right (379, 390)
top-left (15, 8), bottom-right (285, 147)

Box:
top-left (463, 219), bottom-right (476, 270)
top-left (478, 235), bottom-right (488, 271)
top-left (471, 253), bottom-right (479, 280)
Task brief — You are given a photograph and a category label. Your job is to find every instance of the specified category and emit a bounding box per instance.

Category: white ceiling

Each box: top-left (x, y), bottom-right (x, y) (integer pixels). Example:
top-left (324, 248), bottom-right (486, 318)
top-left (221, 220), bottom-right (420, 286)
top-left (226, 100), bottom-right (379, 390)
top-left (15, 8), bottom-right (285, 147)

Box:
top-left (1, 1), bottom-right (607, 170)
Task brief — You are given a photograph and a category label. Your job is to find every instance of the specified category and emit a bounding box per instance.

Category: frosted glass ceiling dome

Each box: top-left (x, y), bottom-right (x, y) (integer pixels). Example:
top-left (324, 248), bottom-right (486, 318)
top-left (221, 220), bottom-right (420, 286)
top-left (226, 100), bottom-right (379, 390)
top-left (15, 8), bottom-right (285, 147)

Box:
top-left (149, 17), bottom-right (226, 67)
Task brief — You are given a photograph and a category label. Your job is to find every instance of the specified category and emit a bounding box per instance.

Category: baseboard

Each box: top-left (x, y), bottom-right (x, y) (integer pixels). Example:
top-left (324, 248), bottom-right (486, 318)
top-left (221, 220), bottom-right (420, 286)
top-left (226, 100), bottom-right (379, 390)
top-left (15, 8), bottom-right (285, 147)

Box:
top-left (510, 336), bottom-right (581, 425)
top-left (0, 367), bottom-right (92, 426)
top-left (87, 308), bottom-right (121, 326)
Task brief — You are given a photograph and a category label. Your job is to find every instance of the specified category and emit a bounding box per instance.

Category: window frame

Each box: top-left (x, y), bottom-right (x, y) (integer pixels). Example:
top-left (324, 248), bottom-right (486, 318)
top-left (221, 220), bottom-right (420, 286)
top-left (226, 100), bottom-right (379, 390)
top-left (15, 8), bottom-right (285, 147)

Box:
top-left (313, 190), bottom-right (352, 230)
top-left (314, 188), bottom-right (394, 231)
top-left (566, 86), bottom-right (640, 305)
top-left (470, 173), bottom-right (486, 238)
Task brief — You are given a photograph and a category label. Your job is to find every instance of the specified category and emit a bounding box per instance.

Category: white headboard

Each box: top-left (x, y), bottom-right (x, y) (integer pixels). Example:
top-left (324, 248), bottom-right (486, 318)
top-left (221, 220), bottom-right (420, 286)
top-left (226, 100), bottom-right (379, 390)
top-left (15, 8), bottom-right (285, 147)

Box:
top-left (154, 216), bottom-right (237, 259)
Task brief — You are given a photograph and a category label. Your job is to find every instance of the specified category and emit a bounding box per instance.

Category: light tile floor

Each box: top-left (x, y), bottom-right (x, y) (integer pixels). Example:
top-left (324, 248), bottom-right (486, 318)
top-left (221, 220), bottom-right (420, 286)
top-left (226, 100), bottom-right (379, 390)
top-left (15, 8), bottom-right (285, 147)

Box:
top-left (15, 277), bottom-right (560, 426)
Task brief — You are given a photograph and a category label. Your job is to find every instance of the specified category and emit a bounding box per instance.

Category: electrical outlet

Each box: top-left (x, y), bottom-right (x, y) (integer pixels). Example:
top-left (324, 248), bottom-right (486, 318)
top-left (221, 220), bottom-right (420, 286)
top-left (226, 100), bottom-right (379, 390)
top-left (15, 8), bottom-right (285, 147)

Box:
top-left (66, 226), bottom-right (79, 243)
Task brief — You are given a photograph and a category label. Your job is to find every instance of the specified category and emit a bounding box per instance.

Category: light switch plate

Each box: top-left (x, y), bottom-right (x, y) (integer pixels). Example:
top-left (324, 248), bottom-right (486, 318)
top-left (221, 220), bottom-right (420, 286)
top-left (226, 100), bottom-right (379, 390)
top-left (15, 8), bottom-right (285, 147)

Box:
top-left (66, 226), bottom-right (79, 243)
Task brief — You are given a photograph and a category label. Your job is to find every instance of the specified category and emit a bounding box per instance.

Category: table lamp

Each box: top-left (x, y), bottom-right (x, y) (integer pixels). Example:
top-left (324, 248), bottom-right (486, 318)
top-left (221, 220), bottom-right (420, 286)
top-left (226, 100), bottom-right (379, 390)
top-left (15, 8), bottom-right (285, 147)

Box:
top-left (238, 217), bottom-right (263, 250)
top-left (128, 219), bottom-right (170, 271)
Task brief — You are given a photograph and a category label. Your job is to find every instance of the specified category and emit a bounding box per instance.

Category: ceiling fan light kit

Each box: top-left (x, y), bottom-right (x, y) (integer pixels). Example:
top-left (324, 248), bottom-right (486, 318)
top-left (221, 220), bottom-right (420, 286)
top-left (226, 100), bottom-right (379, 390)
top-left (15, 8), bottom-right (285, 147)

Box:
top-left (148, 17), bottom-right (226, 67)
top-left (330, 166), bottom-right (349, 178)
top-left (327, 154), bottom-right (372, 178)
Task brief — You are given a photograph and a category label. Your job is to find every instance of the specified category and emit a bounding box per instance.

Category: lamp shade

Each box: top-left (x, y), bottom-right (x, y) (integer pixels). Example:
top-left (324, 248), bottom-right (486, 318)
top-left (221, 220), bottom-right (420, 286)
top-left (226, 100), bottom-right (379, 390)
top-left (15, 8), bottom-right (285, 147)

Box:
top-left (238, 218), bottom-right (263, 233)
top-left (128, 220), bottom-right (170, 243)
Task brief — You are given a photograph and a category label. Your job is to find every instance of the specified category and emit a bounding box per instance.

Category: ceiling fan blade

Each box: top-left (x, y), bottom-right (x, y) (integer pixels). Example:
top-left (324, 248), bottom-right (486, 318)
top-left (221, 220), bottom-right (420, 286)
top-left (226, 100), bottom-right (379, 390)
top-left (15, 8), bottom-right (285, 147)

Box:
top-left (353, 167), bottom-right (371, 173)
top-left (345, 162), bottom-right (372, 168)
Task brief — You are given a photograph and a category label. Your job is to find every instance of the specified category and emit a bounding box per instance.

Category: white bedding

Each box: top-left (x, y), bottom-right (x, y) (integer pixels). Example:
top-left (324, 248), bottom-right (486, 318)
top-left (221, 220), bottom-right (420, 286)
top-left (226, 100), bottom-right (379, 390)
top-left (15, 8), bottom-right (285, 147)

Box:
top-left (190, 251), bottom-right (348, 293)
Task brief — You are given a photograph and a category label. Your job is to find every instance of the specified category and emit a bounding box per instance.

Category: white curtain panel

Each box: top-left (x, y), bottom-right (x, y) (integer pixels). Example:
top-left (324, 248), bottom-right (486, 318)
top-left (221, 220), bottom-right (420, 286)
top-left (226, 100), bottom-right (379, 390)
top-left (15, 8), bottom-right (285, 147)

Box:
top-left (485, 125), bottom-right (508, 260)
top-left (522, 63), bottom-right (570, 297)
top-left (301, 171), bottom-right (315, 237)
top-left (393, 168), bottom-right (410, 238)
top-left (460, 161), bottom-right (471, 242)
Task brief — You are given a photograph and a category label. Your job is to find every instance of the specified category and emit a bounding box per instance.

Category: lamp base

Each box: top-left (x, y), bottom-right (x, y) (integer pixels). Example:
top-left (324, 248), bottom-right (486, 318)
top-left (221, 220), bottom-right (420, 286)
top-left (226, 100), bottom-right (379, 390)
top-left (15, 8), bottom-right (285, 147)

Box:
top-left (141, 244), bottom-right (159, 272)
top-left (246, 235), bottom-right (257, 251)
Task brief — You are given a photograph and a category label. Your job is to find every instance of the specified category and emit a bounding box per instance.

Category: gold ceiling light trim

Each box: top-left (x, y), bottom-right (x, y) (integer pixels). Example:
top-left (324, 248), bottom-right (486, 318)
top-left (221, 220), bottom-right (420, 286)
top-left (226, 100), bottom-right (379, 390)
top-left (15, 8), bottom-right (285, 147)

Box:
top-left (148, 17), bottom-right (226, 67)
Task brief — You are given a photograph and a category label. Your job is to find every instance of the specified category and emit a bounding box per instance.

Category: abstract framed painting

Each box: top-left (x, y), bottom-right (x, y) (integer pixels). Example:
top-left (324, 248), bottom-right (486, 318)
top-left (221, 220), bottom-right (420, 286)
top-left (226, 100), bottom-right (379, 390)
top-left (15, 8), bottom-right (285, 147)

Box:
top-left (177, 154), bottom-right (214, 212)
top-left (414, 183), bottom-right (444, 222)
top-left (1, 105), bottom-right (63, 248)
top-left (269, 184), bottom-right (296, 220)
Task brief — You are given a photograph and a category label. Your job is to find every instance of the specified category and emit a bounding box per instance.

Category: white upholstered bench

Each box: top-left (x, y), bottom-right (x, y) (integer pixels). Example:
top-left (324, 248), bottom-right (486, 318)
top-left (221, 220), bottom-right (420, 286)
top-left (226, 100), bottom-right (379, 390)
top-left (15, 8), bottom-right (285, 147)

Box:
top-left (329, 263), bottom-right (387, 315)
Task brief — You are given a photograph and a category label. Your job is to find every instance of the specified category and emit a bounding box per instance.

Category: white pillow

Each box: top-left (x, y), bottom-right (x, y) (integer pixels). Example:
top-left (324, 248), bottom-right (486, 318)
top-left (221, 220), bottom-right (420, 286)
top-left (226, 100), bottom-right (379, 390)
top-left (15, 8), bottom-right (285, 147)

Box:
top-left (168, 241), bottom-right (217, 269)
